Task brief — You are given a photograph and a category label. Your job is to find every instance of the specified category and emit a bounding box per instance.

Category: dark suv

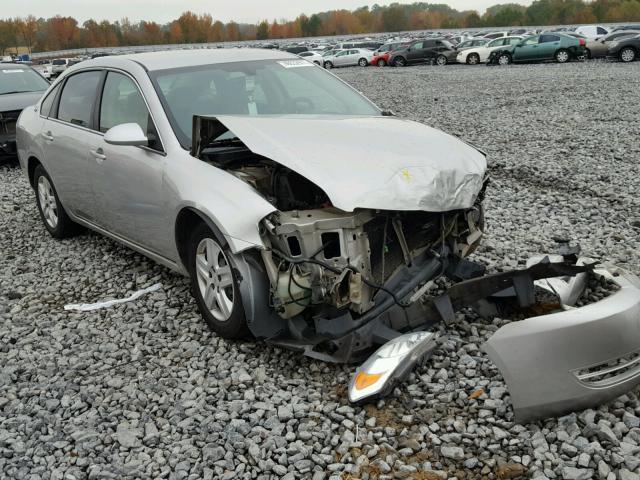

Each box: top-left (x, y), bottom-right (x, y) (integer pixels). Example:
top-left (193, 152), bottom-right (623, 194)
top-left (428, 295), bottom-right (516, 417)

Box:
top-left (389, 39), bottom-right (457, 66)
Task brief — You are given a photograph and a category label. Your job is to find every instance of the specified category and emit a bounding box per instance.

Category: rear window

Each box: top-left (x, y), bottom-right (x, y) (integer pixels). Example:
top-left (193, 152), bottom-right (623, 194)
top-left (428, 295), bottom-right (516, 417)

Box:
top-left (0, 68), bottom-right (49, 95)
top-left (52, 60), bottom-right (66, 65)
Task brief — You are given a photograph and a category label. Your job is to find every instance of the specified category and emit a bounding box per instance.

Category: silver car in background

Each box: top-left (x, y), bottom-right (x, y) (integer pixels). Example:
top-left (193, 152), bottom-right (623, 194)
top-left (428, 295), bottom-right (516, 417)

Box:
top-left (323, 48), bottom-right (374, 68)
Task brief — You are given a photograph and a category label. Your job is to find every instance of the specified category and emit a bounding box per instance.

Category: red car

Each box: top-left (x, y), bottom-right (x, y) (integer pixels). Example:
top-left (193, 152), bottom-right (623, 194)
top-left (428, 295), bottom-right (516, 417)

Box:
top-left (370, 41), bottom-right (409, 66)
top-left (371, 52), bottom-right (392, 66)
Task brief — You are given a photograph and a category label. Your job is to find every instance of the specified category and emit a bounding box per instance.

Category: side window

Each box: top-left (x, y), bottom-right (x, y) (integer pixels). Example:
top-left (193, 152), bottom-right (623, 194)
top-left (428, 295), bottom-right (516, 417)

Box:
top-left (99, 72), bottom-right (162, 152)
top-left (57, 71), bottom-right (102, 128)
top-left (540, 35), bottom-right (560, 43)
top-left (597, 27), bottom-right (607, 35)
top-left (412, 42), bottom-right (423, 49)
top-left (508, 37), bottom-right (521, 45)
top-left (40, 83), bottom-right (61, 118)
top-left (523, 37), bottom-right (539, 45)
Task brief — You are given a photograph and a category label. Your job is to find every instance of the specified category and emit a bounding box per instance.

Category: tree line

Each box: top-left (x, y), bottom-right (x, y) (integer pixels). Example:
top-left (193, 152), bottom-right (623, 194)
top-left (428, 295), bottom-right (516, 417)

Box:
top-left (1, 0), bottom-right (640, 54)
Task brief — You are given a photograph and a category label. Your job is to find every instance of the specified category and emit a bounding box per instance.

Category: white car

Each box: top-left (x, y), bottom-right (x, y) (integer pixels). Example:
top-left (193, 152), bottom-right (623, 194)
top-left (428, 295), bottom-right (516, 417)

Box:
top-left (297, 51), bottom-right (324, 66)
top-left (51, 58), bottom-right (71, 76)
top-left (33, 63), bottom-right (53, 80)
top-left (483, 31), bottom-right (510, 39)
top-left (323, 48), bottom-right (374, 68)
top-left (457, 36), bottom-right (523, 64)
top-left (575, 25), bottom-right (610, 38)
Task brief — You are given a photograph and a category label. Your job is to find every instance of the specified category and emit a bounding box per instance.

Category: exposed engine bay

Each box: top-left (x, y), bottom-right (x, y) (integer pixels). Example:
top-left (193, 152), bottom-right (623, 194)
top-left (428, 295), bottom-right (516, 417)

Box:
top-left (197, 126), bottom-right (486, 327)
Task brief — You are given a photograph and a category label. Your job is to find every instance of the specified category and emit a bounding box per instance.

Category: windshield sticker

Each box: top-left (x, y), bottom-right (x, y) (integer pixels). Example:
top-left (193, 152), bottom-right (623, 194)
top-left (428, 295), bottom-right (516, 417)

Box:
top-left (277, 59), bottom-right (313, 68)
top-left (2, 69), bottom-right (24, 73)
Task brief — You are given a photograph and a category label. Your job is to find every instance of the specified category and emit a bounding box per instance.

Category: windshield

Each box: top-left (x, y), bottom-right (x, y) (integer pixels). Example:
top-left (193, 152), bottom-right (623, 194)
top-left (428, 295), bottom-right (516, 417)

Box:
top-left (0, 68), bottom-right (49, 95)
top-left (150, 59), bottom-right (380, 148)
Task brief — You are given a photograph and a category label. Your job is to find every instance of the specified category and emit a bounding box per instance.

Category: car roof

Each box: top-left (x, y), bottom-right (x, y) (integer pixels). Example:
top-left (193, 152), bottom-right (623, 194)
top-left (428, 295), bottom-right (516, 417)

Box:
top-left (0, 62), bottom-right (32, 70)
top-left (78, 48), bottom-right (298, 72)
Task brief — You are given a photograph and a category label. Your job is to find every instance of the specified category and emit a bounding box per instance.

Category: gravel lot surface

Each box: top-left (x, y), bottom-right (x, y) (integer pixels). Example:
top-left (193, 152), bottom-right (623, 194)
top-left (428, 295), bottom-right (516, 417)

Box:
top-left (2, 61), bottom-right (640, 480)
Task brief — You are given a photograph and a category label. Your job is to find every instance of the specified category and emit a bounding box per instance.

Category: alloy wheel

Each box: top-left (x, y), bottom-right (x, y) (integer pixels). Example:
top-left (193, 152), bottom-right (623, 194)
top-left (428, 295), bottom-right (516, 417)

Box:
top-left (377, 59), bottom-right (386, 67)
top-left (358, 58), bottom-right (368, 67)
top-left (37, 176), bottom-right (58, 229)
top-left (498, 54), bottom-right (511, 65)
top-left (195, 238), bottom-right (235, 322)
top-left (556, 50), bottom-right (570, 63)
top-left (436, 55), bottom-right (447, 66)
top-left (467, 54), bottom-right (479, 65)
top-left (620, 47), bottom-right (636, 62)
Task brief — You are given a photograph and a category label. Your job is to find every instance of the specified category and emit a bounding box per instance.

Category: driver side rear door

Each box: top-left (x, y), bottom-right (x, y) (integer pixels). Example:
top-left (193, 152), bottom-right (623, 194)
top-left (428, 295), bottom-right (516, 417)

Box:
top-left (537, 34), bottom-right (562, 60)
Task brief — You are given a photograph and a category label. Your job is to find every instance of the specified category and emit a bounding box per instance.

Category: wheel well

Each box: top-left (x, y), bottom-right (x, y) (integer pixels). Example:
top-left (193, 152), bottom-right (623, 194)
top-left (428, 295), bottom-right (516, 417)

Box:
top-left (27, 156), bottom-right (42, 188)
top-left (175, 208), bottom-right (231, 271)
top-left (175, 208), bottom-right (206, 271)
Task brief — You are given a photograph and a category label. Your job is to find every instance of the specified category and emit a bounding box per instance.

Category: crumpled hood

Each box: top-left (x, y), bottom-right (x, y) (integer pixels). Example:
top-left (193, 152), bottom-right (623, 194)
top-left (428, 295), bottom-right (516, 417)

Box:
top-left (0, 91), bottom-right (44, 113)
top-left (211, 115), bottom-right (487, 212)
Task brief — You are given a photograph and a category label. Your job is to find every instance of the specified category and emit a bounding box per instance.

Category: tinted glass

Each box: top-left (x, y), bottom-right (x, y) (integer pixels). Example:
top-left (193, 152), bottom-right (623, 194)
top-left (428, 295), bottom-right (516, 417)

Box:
top-left (540, 35), bottom-right (560, 43)
top-left (151, 59), bottom-right (380, 148)
top-left (0, 68), bottom-right (49, 95)
top-left (40, 83), bottom-right (61, 117)
top-left (57, 71), bottom-right (101, 128)
top-left (597, 27), bottom-right (607, 34)
top-left (507, 37), bottom-right (521, 45)
top-left (412, 42), bottom-right (423, 49)
top-left (99, 72), bottom-right (149, 134)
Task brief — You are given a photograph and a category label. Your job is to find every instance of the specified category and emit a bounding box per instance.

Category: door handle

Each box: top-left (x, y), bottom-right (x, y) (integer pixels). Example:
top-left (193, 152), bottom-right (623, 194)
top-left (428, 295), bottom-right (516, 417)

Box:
top-left (42, 131), bottom-right (54, 141)
top-left (90, 148), bottom-right (106, 162)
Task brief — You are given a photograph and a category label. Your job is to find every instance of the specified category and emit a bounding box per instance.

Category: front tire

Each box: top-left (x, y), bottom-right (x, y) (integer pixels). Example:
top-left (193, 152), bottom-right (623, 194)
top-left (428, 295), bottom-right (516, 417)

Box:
top-left (555, 49), bottom-right (570, 63)
top-left (435, 55), bottom-right (448, 66)
top-left (497, 53), bottom-right (512, 65)
top-left (33, 164), bottom-right (81, 239)
top-left (393, 56), bottom-right (407, 67)
top-left (466, 53), bottom-right (480, 65)
top-left (324, 61), bottom-right (333, 69)
top-left (358, 58), bottom-right (368, 67)
top-left (188, 223), bottom-right (248, 339)
top-left (620, 47), bottom-right (636, 62)
top-left (377, 59), bottom-right (387, 67)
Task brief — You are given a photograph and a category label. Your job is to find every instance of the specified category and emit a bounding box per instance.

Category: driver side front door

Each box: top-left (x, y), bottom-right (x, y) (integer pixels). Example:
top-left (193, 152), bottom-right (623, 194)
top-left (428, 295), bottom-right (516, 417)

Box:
top-left (87, 70), bottom-right (172, 257)
top-left (515, 37), bottom-right (541, 61)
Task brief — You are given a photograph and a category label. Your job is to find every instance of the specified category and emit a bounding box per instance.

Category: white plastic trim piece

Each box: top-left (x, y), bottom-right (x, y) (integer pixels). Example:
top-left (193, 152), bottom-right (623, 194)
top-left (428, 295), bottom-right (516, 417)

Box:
top-left (64, 283), bottom-right (162, 312)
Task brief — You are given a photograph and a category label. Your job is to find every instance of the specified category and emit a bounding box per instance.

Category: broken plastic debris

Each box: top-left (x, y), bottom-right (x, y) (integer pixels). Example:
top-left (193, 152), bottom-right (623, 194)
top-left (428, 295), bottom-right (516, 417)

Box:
top-left (64, 283), bottom-right (162, 312)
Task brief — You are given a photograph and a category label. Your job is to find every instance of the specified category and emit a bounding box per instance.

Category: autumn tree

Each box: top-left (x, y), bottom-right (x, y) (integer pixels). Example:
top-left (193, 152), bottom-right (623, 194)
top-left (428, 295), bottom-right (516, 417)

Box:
top-left (16, 15), bottom-right (37, 53)
top-left (256, 20), bottom-right (269, 39)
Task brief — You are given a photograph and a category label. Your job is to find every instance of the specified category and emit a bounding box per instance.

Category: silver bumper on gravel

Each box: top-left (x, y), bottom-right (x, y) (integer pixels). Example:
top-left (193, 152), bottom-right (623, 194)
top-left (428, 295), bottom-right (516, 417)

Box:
top-left (483, 265), bottom-right (640, 423)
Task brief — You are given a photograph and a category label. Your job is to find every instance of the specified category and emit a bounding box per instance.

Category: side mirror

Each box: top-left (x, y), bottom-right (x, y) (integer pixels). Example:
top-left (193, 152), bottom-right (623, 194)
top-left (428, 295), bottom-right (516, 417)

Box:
top-left (104, 123), bottom-right (148, 147)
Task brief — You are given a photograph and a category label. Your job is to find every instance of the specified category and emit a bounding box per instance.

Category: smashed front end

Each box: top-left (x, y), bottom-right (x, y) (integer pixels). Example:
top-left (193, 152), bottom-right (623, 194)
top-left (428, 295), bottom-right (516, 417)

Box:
top-left (192, 114), bottom-right (487, 362)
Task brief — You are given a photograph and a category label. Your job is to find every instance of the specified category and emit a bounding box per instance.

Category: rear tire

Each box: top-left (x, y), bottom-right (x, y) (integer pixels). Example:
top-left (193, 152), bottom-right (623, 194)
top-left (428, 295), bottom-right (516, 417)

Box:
top-left (620, 47), bottom-right (636, 62)
top-left (466, 53), bottom-right (480, 65)
top-left (33, 164), bottom-right (81, 239)
top-left (584, 48), bottom-right (591, 59)
top-left (188, 223), bottom-right (249, 339)
top-left (555, 49), bottom-right (570, 63)
top-left (358, 58), bottom-right (368, 67)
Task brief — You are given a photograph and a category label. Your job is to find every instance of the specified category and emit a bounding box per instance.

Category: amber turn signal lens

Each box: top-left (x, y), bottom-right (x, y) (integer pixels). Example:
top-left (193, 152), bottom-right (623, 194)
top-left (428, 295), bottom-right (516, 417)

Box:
top-left (354, 371), bottom-right (384, 390)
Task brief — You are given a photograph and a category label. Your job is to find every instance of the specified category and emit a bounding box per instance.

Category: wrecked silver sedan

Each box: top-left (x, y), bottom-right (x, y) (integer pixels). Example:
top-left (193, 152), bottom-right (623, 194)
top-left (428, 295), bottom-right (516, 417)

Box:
top-left (16, 49), bottom-right (640, 422)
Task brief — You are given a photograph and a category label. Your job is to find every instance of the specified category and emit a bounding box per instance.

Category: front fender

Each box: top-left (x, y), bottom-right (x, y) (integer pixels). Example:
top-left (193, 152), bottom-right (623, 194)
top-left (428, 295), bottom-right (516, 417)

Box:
top-left (167, 152), bottom-right (276, 255)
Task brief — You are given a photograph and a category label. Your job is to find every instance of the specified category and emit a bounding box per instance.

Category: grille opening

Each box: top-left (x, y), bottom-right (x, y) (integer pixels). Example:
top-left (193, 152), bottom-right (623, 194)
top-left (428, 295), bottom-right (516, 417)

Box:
top-left (286, 235), bottom-right (302, 257)
top-left (321, 232), bottom-right (341, 259)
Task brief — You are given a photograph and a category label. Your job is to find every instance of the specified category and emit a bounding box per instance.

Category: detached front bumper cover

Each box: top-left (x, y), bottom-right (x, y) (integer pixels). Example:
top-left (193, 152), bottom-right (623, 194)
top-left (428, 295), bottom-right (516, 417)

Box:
top-left (484, 264), bottom-right (640, 423)
top-left (349, 253), bottom-right (640, 423)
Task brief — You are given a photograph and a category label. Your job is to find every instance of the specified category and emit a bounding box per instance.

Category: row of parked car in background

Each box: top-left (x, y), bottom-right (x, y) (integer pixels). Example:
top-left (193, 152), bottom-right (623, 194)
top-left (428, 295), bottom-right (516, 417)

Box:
top-left (285, 23), bottom-right (640, 68)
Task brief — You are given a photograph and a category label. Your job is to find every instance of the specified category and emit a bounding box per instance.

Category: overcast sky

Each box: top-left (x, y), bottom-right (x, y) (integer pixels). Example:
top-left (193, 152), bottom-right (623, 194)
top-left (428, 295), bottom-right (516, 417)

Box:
top-left (8, 0), bottom-right (532, 24)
